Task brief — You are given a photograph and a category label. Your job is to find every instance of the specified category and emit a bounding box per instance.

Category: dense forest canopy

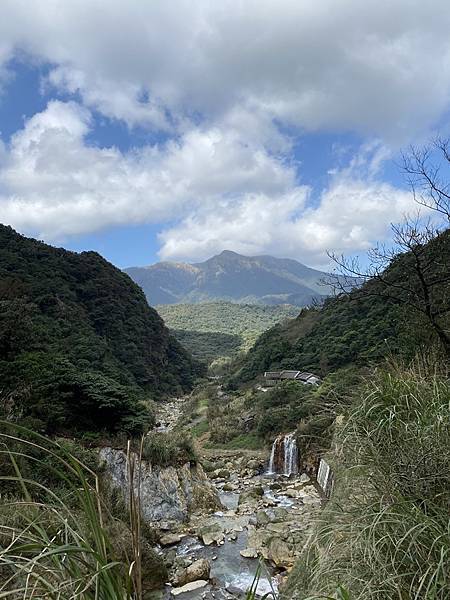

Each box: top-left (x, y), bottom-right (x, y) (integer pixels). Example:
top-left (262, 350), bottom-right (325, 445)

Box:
top-left (156, 301), bottom-right (300, 364)
top-left (229, 229), bottom-right (450, 386)
top-left (0, 225), bottom-right (203, 436)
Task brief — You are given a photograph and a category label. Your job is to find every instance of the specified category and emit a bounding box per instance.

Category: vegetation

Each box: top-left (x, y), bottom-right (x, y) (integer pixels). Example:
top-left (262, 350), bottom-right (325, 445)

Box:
top-left (229, 229), bottom-right (450, 386)
top-left (141, 430), bottom-right (198, 467)
top-left (156, 301), bottom-right (299, 364)
top-left (285, 362), bottom-right (450, 599)
top-left (0, 423), bottom-right (167, 598)
top-left (0, 225), bottom-right (203, 437)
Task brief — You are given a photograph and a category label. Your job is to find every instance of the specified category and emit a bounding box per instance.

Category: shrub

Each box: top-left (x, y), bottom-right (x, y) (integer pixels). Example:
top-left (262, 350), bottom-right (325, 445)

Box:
top-left (142, 431), bottom-right (197, 467)
top-left (286, 365), bottom-right (450, 599)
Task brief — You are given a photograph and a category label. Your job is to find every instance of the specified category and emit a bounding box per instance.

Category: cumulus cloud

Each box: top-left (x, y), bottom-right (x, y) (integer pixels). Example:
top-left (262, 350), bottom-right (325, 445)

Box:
top-left (158, 177), bottom-right (415, 266)
top-left (0, 1), bottom-right (450, 139)
top-left (0, 1), bottom-right (445, 264)
top-left (0, 101), bottom-right (297, 238)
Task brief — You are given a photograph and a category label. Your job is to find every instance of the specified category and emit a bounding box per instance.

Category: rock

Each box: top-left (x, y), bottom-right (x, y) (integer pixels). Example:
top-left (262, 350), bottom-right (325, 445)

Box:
top-left (240, 548), bottom-right (258, 558)
top-left (163, 549), bottom-right (177, 567)
top-left (256, 510), bottom-right (270, 525)
top-left (268, 538), bottom-right (294, 567)
top-left (222, 483), bottom-right (234, 492)
top-left (99, 448), bottom-right (222, 527)
top-left (283, 489), bottom-right (299, 498)
top-left (238, 486), bottom-right (264, 505)
top-left (271, 507), bottom-right (288, 522)
top-left (198, 522), bottom-right (225, 545)
top-left (171, 580), bottom-right (208, 595)
top-left (160, 534), bottom-right (182, 546)
top-left (247, 459), bottom-right (261, 471)
top-left (217, 469), bottom-right (231, 479)
top-left (299, 473), bottom-right (310, 484)
top-left (173, 559), bottom-right (210, 587)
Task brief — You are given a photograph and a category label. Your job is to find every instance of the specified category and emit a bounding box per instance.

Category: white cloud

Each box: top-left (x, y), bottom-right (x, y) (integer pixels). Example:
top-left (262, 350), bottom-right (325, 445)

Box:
top-left (158, 166), bottom-right (417, 266)
top-left (0, 1), bottom-right (450, 139)
top-left (0, 1), bottom-right (446, 265)
top-left (0, 101), bottom-right (297, 238)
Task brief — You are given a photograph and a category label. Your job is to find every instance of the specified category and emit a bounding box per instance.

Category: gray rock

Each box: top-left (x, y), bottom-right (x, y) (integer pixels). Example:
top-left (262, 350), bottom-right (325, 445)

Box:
top-left (256, 510), bottom-right (270, 525)
top-left (238, 486), bottom-right (264, 505)
top-left (99, 448), bottom-right (222, 527)
top-left (240, 548), bottom-right (258, 558)
top-left (160, 534), bottom-right (182, 546)
top-left (171, 580), bottom-right (208, 595)
top-left (198, 522), bottom-right (225, 545)
top-left (173, 559), bottom-right (210, 587)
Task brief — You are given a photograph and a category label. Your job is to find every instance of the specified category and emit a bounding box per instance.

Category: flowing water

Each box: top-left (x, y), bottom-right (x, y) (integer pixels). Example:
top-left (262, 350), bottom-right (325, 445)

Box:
top-left (267, 432), bottom-right (298, 476)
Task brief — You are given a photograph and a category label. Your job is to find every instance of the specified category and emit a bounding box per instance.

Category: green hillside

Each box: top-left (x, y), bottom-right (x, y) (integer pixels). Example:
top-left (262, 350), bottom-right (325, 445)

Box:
top-left (156, 301), bottom-right (300, 364)
top-left (230, 229), bottom-right (450, 386)
top-left (0, 225), bottom-right (203, 436)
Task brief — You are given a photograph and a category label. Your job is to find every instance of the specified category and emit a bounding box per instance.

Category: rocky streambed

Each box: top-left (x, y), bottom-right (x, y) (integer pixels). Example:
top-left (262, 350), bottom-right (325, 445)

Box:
top-left (101, 398), bottom-right (323, 599)
top-left (151, 453), bottom-right (322, 599)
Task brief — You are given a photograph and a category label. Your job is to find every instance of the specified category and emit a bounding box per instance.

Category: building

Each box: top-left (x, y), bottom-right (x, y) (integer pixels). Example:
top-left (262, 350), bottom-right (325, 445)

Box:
top-left (263, 370), bottom-right (321, 386)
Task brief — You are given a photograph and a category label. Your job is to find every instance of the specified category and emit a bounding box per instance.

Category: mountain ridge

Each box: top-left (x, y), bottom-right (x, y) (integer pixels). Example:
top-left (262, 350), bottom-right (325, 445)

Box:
top-left (125, 250), bottom-right (335, 306)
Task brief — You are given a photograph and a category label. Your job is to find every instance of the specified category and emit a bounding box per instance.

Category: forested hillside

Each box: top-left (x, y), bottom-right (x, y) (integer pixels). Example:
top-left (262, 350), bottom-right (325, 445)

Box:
top-left (156, 301), bottom-right (299, 363)
top-left (0, 225), bottom-right (202, 436)
top-left (230, 229), bottom-right (450, 386)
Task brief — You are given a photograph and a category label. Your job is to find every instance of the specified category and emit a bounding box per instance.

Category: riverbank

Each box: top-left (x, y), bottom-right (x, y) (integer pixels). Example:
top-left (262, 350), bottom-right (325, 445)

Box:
top-left (146, 395), bottom-right (324, 599)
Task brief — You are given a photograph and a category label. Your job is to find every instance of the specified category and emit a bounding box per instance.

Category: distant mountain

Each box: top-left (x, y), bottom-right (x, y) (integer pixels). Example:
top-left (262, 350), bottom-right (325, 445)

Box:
top-left (125, 250), bottom-right (336, 306)
top-left (0, 225), bottom-right (202, 435)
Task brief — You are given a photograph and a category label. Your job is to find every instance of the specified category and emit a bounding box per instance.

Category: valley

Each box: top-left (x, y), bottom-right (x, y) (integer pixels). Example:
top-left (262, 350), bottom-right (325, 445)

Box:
top-left (1, 225), bottom-right (449, 600)
top-left (137, 389), bottom-right (324, 599)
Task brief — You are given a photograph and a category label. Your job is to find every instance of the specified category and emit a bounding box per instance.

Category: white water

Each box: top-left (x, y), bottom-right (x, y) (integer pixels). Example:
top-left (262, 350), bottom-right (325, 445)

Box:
top-left (267, 432), bottom-right (299, 476)
top-left (284, 432), bottom-right (298, 476)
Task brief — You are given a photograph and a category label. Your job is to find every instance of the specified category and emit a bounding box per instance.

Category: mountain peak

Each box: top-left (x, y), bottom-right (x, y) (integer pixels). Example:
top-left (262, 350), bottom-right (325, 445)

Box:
top-left (125, 251), bottom-right (333, 306)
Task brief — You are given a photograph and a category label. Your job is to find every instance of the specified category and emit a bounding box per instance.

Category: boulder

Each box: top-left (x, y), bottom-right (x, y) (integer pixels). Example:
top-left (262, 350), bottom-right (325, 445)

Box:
top-left (283, 489), bottom-right (299, 498)
top-left (198, 522), bottom-right (225, 545)
top-left (171, 580), bottom-right (208, 595)
top-left (159, 534), bottom-right (182, 547)
top-left (271, 507), bottom-right (288, 522)
top-left (268, 538), bottom-right (294, 567)
top-left (238, 486), bottom-right (264, 505)
top-left (173, 559), bottom-right (210, 587)
top-left (217, 469), bottom-right (231, 479)
top-left (240, 548), bottom-right (258, 558)
top-left (222, 483), bottom-right (235, 492)
top-left (256, 510), bottom-right (270, 525)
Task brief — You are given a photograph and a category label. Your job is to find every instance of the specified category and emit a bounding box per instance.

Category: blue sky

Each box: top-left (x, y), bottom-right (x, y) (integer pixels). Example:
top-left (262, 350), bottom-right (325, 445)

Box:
top-left (1, 1), bottom-right (450, 269)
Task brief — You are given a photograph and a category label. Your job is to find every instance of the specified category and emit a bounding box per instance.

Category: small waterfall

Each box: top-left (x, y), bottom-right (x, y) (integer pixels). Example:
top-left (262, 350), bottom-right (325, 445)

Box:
top-left (267, 432), bottom-right (298, 476)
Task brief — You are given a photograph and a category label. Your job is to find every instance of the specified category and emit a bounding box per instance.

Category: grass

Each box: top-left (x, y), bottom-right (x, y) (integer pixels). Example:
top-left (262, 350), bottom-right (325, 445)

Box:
top-left (190, 420), bottom-right (209, 438)
top-left (141, 430), bottom-right (197, 467)
top-left (206, 433), bottom-right (264, 450)
top-left (0, 421), bottom-right (138, 599)
top-left (285, 361), bottom-right (450, 599)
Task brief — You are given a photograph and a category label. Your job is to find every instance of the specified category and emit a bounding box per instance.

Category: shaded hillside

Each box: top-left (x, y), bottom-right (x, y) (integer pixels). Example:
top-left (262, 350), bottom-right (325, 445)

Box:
top-left (156, 301), bottom-right (300, 363)
top-left (230, 230), bottom-right (450, 385)
top-left (125, 250), bottom-right (337, 305)
top-left (0, 225), bottom-right (202, 435)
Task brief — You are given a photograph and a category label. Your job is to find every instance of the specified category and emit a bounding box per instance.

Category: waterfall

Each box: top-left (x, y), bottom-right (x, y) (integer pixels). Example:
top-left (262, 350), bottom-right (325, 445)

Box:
top-left (268, 432), bottom-right (298, 476)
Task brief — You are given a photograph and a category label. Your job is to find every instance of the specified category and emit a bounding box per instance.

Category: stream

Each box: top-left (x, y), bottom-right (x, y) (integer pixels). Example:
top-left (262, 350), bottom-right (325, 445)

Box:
top-left (152, 398), bottom-right (323, 599)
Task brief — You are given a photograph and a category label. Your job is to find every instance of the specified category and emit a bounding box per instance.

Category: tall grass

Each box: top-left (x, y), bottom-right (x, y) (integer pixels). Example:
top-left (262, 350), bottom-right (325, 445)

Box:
top-left (0, 422), bottom-right (138, 599)
top-left (285, 362), bottom-right (450, 599)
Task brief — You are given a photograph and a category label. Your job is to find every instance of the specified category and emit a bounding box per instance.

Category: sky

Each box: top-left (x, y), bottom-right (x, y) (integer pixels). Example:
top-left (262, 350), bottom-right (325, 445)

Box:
top-left (1, 1), bottom-right (450, 269)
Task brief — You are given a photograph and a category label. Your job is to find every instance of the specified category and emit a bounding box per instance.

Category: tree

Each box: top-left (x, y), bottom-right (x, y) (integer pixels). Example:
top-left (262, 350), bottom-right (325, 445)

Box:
top-left (402, 137), bottom-right (450, 222)
top-left (327, 137), bottom-right (450, 357)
